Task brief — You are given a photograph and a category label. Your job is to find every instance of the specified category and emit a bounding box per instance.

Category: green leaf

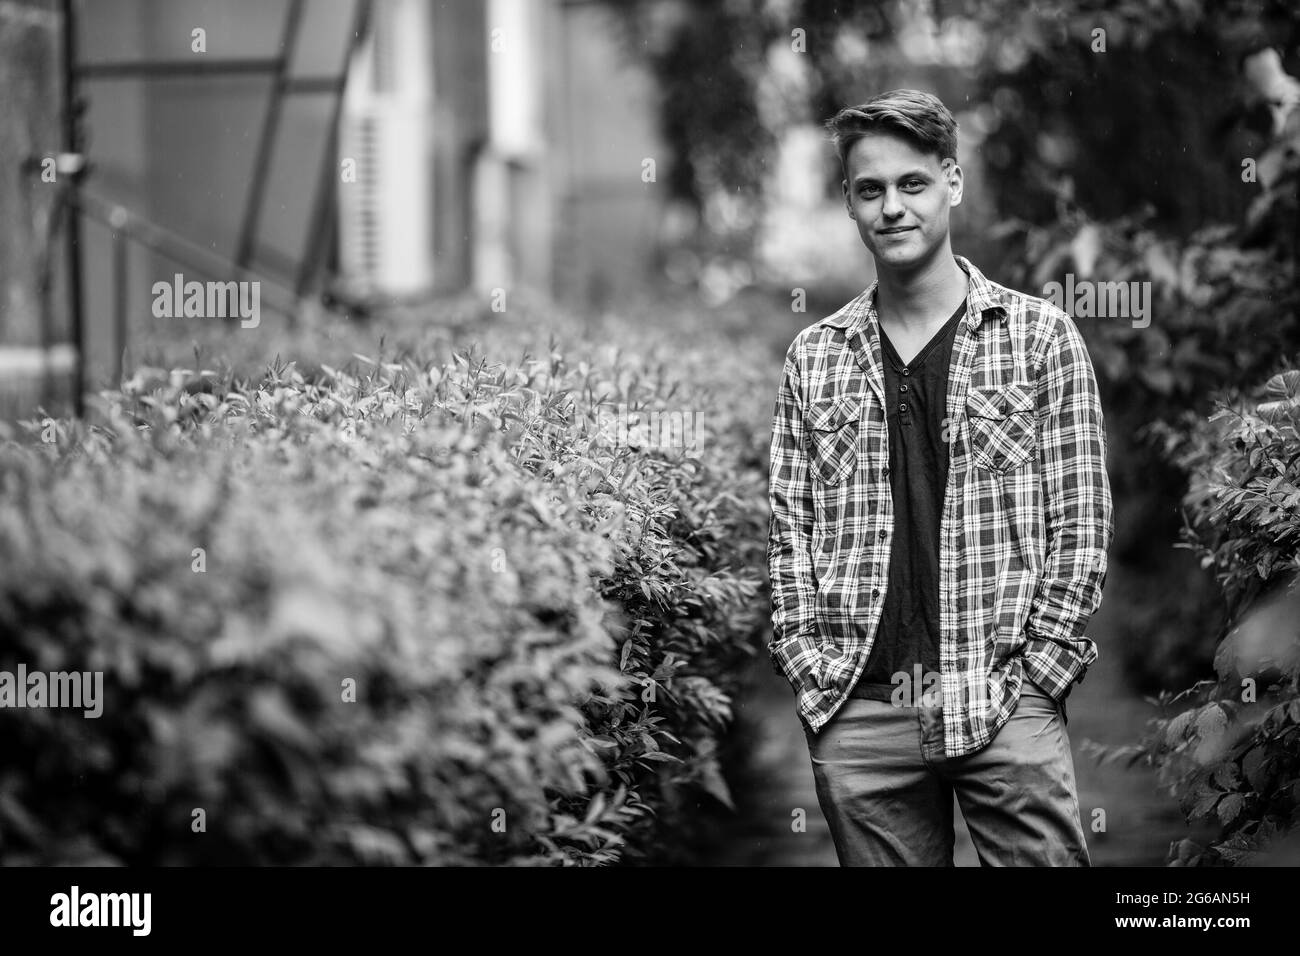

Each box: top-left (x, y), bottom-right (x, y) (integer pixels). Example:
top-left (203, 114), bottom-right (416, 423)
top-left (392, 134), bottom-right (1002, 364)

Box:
top-left (1216, 793), bottom-right (1246, 826)
top-left (1195, 703), bottom-right (1228, 742)
top-left (1165, 709), bottom-right (1195, 745)
top-left (1212, 762), bottom-right (1242, 791)
top-left (1189, 788), bottom-right (1222, 820)
top-left (1242, 747), bottom-right (1270, 791)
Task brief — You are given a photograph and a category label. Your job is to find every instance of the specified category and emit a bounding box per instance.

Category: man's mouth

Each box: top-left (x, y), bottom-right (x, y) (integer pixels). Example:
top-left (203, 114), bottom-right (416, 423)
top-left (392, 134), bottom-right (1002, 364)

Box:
top-left (879, 226), bottom-right (916, 235)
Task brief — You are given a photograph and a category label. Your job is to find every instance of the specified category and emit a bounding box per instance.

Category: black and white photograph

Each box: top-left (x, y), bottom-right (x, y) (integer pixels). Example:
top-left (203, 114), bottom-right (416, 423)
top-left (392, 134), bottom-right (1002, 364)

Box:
top-left (0, 0), bottom-right (1295, 926)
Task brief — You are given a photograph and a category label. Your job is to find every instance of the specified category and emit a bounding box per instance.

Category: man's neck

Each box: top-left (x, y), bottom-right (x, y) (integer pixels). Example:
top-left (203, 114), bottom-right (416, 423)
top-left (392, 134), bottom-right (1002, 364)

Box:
top-left (874, 247), bottom-right (969, 334)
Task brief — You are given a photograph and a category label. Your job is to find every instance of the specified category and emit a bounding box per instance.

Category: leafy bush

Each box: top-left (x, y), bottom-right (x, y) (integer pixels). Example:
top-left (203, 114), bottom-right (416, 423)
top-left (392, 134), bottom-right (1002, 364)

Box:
top-left (1102, 369), bottom-right (1300, 865)
top-left (0, 301), bottom-right (772, 865)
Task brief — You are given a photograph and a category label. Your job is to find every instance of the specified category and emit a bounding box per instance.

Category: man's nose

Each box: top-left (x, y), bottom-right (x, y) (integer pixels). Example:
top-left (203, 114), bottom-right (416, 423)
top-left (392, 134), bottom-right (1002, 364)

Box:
top-left (881, 187), bottom-right (905, 220)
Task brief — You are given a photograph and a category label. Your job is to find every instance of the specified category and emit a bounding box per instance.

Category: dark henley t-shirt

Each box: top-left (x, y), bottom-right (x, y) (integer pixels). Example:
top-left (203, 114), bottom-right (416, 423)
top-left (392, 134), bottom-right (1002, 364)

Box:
top-left (851, 297), bottom-right (968, 701)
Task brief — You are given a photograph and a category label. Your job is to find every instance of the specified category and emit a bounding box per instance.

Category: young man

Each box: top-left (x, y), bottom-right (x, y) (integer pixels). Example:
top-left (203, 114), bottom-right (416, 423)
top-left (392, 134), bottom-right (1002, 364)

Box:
top-left (766, 89), bottom-right (1114, 866)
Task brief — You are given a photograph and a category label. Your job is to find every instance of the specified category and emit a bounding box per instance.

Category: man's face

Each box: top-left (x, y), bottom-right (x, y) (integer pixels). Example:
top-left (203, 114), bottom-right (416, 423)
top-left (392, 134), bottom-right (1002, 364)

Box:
top-left (841, 131), bottom-right (962, 271)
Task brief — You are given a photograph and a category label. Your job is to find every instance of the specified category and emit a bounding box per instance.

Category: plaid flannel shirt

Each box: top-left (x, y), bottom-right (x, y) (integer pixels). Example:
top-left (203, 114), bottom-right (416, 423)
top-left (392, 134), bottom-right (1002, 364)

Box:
top-left (766, 255), bottom-right (1113, 757)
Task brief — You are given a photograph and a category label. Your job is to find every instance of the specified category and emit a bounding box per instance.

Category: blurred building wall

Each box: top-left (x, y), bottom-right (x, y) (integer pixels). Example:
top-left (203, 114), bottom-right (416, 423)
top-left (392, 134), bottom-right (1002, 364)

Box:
top-left (0, 0), bottom-right (75, 417)
top-left (60, 0), bottom-right (666, 397)
top-left (75, 0), bottom-right (150, 394)
top-left (551, 0), bottom-right (665, 307)
top-left (430, 0), bottom-right (488, 294)
top-left (76, 0), bottom-right (342, 389)
top-left (339, 0), bottom-right (437, 298)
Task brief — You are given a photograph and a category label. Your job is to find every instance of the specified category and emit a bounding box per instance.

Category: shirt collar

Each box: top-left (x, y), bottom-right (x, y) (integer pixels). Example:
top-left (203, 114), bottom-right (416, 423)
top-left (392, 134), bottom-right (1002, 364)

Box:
top-left (820, 254), bottom-right (1009, 333)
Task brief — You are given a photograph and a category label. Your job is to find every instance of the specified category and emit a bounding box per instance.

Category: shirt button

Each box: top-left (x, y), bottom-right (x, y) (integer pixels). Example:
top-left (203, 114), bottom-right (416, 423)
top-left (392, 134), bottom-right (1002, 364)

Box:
top-left (899, 402), bottom-right (908, 412)
top-left (899, 383), bottom-right (909, 393)
top-left (902, 369), bottom-right (911, 377)
top-left (872, 588), bottom-right (881, 598)
top-left (882, 466), bottom-right (890, 477)
top-left (878, 530), bottom-right (887, 540)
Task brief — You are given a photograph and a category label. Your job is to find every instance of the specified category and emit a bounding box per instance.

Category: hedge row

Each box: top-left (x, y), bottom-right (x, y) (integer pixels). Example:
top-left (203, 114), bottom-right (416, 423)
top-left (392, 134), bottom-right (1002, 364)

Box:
top-left (0, 301), bottom-right (773, 864)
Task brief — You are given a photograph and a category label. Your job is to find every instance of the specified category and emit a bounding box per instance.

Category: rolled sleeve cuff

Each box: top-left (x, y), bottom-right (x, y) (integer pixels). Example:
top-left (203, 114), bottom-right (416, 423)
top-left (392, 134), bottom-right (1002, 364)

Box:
top-left (768, 621), bottom-right (820, 695)
top-left (1020, 634), bottom-right (1096, 704)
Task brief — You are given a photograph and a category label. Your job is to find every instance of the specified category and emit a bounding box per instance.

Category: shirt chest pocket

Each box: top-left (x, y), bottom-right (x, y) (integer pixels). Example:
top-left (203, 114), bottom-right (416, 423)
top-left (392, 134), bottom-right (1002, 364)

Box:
top-left (965, 382), bottom-right (1036, 473)
top-left (804, 395), bottom-right (862, 485)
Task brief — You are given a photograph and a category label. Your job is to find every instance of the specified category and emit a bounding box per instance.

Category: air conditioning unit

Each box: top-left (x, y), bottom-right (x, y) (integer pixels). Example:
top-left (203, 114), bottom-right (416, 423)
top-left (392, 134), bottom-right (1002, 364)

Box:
top-left (337, 0), bottom-right (434, 300)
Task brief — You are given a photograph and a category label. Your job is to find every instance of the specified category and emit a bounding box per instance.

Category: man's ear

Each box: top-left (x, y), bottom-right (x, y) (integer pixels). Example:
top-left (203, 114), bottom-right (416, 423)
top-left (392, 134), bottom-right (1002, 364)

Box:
top-left (944, 160), bottom-right (964, 208)
top-left (841, 179), bottom-right (855, 220)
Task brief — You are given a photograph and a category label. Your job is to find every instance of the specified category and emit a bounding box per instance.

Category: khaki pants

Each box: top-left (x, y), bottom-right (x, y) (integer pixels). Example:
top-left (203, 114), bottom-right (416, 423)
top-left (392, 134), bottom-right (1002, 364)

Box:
top-left (804, 679), bottom-right (1090, 866)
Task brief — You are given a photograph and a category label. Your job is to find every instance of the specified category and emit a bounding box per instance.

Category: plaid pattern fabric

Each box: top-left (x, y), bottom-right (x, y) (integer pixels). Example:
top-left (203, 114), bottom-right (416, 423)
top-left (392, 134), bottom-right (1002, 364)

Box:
top-left (767, 255), bottom-right (1113, 757)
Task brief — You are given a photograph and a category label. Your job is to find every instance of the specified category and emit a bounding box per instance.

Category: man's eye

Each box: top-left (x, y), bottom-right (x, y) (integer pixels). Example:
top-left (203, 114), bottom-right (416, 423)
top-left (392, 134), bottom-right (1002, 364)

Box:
top-left (903, 180), bottom-right (926, 190)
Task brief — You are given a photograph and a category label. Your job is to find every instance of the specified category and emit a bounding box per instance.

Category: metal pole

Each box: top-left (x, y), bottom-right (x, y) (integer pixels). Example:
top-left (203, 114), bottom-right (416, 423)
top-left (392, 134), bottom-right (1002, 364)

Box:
top-left (61, 0), bottom-right (84, 417)
top-left (77, 57), bottom-right (284, 79)
top-left (296, 0), bottom-right (371, 302)
top-left (112, 226), bottom-right (127, 385)
top-left (234, 0), bottom-right (306, 269)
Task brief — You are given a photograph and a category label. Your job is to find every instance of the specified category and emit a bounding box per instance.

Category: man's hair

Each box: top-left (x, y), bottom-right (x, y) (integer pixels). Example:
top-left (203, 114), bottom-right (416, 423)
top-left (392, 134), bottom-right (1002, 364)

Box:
top-left (825, 89), bottom-right (958, 173)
